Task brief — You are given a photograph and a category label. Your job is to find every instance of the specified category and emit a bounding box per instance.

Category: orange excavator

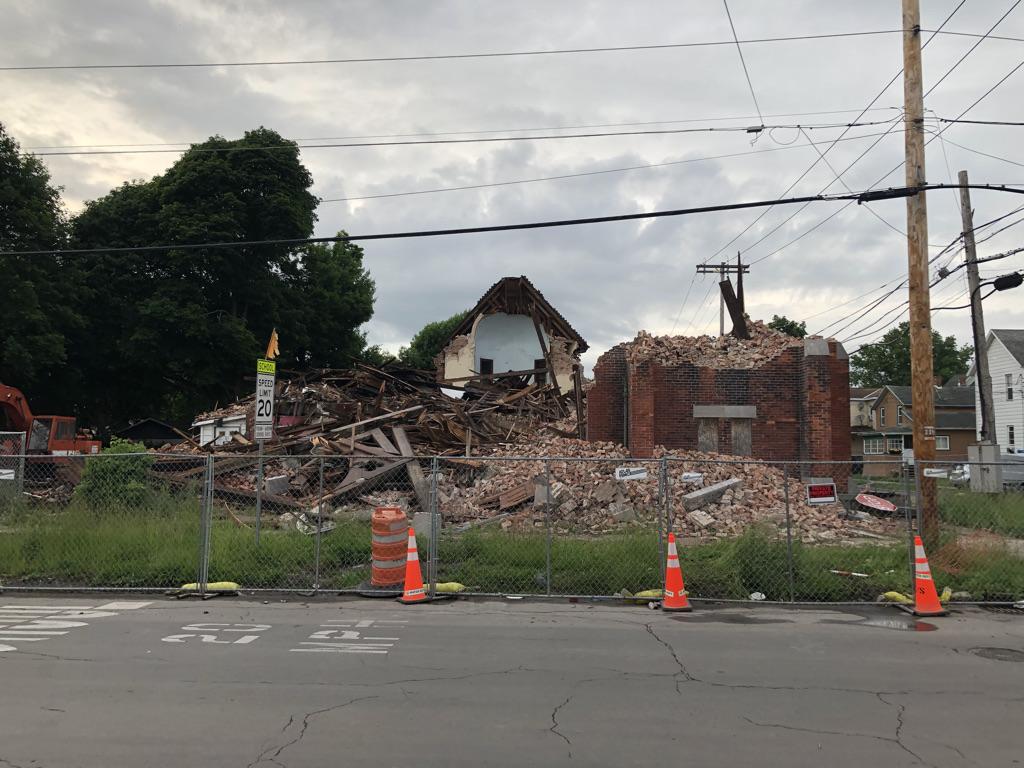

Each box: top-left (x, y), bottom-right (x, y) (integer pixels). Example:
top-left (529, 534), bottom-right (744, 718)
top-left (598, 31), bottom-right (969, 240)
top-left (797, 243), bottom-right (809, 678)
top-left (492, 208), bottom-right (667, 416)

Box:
top-left (0, 384), bottom-right (101, 457)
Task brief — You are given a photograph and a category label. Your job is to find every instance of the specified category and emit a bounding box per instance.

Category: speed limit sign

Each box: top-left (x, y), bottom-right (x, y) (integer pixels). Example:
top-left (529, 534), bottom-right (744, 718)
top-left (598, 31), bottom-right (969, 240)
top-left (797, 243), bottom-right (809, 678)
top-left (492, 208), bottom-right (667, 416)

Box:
top-left (255, 358), bottom-right (276, 441)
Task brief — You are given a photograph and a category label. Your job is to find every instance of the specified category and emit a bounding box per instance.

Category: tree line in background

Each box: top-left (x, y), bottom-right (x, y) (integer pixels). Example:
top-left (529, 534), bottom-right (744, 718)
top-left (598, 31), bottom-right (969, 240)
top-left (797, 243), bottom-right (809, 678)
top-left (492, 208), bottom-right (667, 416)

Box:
top-left (1, 123), bottom-right (378, 428)
top-left (2, 118), bottom-right (975, 431)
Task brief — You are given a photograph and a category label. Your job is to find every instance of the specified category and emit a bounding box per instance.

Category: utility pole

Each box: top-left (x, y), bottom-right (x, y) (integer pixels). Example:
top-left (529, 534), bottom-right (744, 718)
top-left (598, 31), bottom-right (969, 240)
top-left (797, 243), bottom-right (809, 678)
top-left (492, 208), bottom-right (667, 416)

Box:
top-left (902, 0), bottom-right (938, 544)
top-left (696, 255), bottom-right (749, 336)
top-left (960, 169), bottom-right (996, 443)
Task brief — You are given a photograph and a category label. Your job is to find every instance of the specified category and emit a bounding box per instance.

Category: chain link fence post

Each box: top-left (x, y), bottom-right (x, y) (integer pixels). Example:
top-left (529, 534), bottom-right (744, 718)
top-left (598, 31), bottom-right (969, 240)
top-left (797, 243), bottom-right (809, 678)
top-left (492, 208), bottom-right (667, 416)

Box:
top-left (783, 464), bottom-right (796, 603)
top-left (658, 457), bottom-right (668, 578)
top-left (313, 455), bottom-right (325, 592)
top-left (254, 445), bottom-right (264, 546)
top-left (545, 459), bottom-right (552, 597)
top-left (429, 456), bottom-right (439, 598)
top-left (902, 462), bottom-right (916, 595)
top-left (197, 454), bottom-right (215, 595)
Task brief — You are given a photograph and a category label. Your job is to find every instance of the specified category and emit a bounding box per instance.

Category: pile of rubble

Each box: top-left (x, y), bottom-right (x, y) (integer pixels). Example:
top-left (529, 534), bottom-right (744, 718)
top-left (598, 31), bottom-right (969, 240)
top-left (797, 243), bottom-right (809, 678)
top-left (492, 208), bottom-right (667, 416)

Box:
top-left (625, 320), bottom-right (804, 369)
top-left (434, 436), bottom-right (900, 542)
top-left (155, 363), bottom-right (582, 511)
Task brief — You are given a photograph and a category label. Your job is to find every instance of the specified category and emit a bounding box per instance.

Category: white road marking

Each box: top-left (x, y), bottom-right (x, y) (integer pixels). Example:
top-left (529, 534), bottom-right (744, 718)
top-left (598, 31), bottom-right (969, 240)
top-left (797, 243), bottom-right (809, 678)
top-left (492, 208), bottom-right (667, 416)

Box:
top-left (0, 630), bottom-right (69, 635)
top-left (0, 602), bottom-right (151, 653)
top-left (95, 601), bottom-right (152, 610)
top-left (291, 618), bottom-right (407, 655)
top-left (290, 647), bottom-right (389, 654)
top-left (160, 623), bottom-right (271, 645)
top-left (9, 620), bottom-right (87, 631)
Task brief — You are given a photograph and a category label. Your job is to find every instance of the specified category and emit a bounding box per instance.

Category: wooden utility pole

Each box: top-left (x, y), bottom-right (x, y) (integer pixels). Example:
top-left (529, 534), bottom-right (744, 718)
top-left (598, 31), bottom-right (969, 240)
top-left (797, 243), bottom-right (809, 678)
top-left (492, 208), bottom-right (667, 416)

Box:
top-left (960, 169), bottom-right (996, 443)
top-left (902, 0), bottom-right (938, 543)
top-left (696, 256), bottom-right (749, 336)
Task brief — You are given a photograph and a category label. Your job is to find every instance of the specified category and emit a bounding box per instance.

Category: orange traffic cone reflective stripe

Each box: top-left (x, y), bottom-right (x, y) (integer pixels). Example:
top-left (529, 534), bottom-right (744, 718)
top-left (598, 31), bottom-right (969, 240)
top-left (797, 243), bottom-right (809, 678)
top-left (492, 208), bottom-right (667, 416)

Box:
top-left (399, 528), bottom-right (428, 604)
top-left (662, 533), bottom-right (692, 612)
top-left (911, 535), bottom-right (947, 616)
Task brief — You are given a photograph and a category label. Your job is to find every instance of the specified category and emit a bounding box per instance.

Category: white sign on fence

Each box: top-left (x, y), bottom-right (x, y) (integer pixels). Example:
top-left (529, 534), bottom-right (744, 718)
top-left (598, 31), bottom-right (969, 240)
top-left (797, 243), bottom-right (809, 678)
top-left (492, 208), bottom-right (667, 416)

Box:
top-left (923, 468), bottom-right (949, 478)
top-left (255, 359), bottom-right (276, 441)
top-left (614, 466), bottom-right (648, 481)
top-left (0, 469), bottom-right (14, 481)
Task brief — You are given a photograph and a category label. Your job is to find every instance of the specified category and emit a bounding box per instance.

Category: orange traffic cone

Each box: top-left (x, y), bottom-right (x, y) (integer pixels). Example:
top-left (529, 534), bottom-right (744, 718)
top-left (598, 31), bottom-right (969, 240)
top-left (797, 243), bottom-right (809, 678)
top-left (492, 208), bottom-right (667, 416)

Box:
top-left (398, 528), bottom-right (428, 604)
top-left (909, 535), bottom-right (948, 617)
top-left (661, 533), bottom-right (692, 612)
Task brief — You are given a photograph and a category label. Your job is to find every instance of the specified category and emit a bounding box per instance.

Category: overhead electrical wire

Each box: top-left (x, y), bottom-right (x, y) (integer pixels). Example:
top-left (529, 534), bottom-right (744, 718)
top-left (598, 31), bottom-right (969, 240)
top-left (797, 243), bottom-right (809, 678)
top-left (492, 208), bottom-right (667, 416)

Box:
top-left (25, 118), bottom-right (904, 157)
top-left (22, 106), bottom-right (906, 151)
top-left (11, 183), bottom-right (1016, 258)
top-left (744, 10), bottom-right (1024, 269)
top-left (668, 2), bottom-right (970, 334)
top-left (321, 128), bottom-right (902, 203)
top-left (722, 0), bottom-right (766, 126)
top-left (695, 0), bottom-right (968, 269)
top-left (0, 30), bottom-right (917, 72)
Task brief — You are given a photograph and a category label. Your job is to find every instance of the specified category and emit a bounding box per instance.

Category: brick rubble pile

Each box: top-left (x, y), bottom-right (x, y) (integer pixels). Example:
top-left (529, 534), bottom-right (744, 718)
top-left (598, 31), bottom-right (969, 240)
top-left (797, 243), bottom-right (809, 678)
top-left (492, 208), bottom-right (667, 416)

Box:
top-left (436, 436), bottom-right (899, 543)
top-left (625, 319), bottom-right (805, 369)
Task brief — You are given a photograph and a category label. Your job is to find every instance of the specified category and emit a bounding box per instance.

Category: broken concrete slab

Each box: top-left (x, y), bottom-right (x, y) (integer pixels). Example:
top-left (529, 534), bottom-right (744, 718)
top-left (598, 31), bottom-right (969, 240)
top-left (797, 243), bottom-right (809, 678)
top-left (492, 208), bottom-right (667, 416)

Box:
top-left (682, 478), bottom-right (743, 511)
top-left (264, 475), bottom-right (290, 496)
top-left (686, 509), bottom-right (715, 528)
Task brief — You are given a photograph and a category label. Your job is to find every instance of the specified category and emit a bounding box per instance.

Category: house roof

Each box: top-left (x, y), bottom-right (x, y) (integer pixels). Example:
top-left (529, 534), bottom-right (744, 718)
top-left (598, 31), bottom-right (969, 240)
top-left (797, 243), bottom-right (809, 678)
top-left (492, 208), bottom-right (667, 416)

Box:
top-left (850, 387), bottom-right (880, 399)
top-left (872, 384), bottom-right (974, 409)
top-left (447, 276), bottom-right (588, 352)
top-left (992, 329), bottom-right (1024, 366)
top-left (935, 411), bottom-right (976, 430)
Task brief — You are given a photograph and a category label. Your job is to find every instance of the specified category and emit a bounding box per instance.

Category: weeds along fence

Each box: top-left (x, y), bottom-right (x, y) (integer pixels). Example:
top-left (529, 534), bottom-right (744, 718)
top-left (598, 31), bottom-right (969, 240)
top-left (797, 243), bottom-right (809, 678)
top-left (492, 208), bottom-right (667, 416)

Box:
top-left (0, 451), bottom-right (1022, 602)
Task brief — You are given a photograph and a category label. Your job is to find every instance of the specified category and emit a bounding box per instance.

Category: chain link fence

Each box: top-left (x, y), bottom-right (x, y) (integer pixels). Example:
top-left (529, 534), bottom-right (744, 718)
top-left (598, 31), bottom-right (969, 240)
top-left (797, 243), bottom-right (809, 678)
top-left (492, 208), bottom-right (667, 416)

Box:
top-left (0, 432), bottom-right (26, 500)
top-left (1, 451), bottom-right (1022, 603)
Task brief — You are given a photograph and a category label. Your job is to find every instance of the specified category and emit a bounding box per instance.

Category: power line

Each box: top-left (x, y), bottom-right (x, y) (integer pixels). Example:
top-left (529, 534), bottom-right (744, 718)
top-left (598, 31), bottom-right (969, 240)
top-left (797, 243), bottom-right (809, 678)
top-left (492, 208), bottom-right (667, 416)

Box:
top-left (320, 129), bottom-right (903, 203)
top-left (25, 119), bottom-right (903, 157)
top-left (0, 190), bottom-right (869, 257)
top-left (722, 0), bottom-right (765, 126)
top-left (0, 30), bottom-right (912, 72)
top-left (743, 27), bottom-right (1024, 267)
top-left (21, 106), bottom-right (906, 150)
top-left (697, 1), bottom-right (968, 267)
top-left (926, 0), bottom-right (1022, 96)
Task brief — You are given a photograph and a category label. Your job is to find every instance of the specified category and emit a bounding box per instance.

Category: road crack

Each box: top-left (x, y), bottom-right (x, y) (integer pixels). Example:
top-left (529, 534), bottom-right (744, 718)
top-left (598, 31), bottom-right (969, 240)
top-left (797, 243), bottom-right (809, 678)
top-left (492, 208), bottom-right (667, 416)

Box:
top-left (247, 695), bottom-right (378, 768)
top-left (876, 694), bottom-right (935, 767)
top-left (549, 696), bottom-right (573, 759)
top-left (644, 622), bottom-right (695, 693)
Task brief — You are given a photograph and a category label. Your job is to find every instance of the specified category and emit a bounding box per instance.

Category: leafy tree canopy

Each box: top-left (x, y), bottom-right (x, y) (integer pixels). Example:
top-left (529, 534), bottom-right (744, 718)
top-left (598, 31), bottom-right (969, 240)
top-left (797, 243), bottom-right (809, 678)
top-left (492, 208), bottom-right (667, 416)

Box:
top-left (398, 310), bottom-right (471, 370)
top-left (0, 122), bottom-right (84, 410)
top-left (850, 322), bottom-right (972, 387)
top-left (768, 314), bottom-right (807, 338)
top-left (67, 128), bottom-right (375, 425)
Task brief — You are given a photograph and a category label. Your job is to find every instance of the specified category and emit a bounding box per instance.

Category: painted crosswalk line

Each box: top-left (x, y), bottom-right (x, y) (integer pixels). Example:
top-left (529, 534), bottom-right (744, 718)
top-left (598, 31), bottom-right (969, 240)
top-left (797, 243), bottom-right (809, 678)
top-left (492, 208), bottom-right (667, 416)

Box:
top-left (0, 601), bottom-right (152, 653)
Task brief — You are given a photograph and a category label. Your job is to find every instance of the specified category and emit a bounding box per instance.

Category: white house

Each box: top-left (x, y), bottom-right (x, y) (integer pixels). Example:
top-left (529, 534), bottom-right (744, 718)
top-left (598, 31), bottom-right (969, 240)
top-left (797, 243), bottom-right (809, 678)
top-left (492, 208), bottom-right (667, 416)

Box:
top-left (971, 329), bottom-right (1024, 453)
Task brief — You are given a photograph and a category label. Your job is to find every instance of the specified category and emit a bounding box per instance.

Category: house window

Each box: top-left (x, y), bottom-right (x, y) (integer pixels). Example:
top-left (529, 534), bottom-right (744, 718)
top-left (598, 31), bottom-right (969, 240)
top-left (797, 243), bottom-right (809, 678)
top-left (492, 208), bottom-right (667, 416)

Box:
top-left (879, 407), bottom-right (886, 427)
top-left (936, 435), bottom-right (950, 451)
top-left (534, 359), bottom-right (547, 385)
top-left (1008, 374), bottom-right (1015, 401)
top-left (478, 358), bottom-right (494, 376)
top-left (887, 437), bottom-right (904, 453)
top-left (863, 438), bottom-right (884, 455)
top-left (897, 406), bottom-right (905, 425)
top-left (1010, 425), bottom-right (1016, 448)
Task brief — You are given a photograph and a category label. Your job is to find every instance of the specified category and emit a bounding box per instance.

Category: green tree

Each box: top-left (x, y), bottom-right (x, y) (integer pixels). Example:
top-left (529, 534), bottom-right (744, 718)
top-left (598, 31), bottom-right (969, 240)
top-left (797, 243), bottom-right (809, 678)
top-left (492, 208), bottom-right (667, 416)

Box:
top-left (398, 310), bottom-right (470, 370)
top-left (850, 322), bottom-right (972, 387)
top-left (69, 128), bottom-right (376, 425)
top-left (0, 122), bottom-right (84, 411)
top-left (768, 314), bottom-right (807, 338)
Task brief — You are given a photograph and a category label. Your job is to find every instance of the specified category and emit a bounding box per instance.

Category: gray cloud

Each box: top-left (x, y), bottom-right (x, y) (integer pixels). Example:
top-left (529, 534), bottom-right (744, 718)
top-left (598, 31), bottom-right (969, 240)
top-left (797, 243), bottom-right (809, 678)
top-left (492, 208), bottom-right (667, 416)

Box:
top-left (3, 0), bottom-right (1024, 371)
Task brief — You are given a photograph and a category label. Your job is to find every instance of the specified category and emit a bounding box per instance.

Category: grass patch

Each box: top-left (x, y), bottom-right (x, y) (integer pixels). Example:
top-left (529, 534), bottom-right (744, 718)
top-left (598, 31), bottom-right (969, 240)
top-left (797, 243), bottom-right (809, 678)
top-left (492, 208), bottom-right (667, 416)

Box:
top-left (2, 498), bottom-right (1021, 600)
top-left (939, 489), bottom-right (1024, 538)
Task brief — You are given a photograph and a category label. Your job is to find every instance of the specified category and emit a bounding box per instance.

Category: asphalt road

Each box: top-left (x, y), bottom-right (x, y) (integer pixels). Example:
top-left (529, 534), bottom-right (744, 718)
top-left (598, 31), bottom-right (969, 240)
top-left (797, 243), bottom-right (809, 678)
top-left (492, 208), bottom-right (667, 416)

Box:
top-left (1, 595), bottom-right (1022, 767)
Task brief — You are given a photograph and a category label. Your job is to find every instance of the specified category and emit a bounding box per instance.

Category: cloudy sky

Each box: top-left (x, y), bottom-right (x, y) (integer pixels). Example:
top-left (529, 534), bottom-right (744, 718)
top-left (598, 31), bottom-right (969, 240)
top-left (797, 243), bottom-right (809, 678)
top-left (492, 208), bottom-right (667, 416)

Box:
top-left (3, 0), bottom-right (1024, 372)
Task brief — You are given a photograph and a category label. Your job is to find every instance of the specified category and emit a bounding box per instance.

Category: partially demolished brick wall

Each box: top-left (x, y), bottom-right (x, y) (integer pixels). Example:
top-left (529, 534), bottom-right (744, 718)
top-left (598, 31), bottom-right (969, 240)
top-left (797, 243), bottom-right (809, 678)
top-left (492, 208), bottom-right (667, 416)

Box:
top-left (588, 325), bottom-right (851, 487)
